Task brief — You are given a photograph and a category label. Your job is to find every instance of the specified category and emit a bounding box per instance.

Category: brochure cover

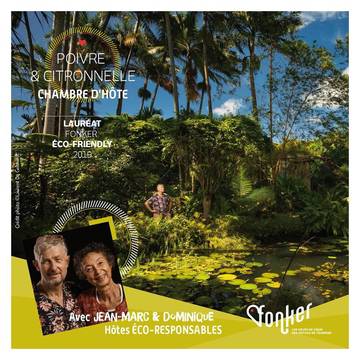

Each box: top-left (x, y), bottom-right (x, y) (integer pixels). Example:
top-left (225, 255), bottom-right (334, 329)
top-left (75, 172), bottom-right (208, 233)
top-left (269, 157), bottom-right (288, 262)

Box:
top-left (11, 11), bottom-right (349, 348)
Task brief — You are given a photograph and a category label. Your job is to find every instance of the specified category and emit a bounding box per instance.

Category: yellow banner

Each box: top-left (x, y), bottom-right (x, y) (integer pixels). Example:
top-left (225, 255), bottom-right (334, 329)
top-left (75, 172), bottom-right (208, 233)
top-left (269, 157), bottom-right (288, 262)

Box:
top-left (12, 257), bottom-right (348, 349)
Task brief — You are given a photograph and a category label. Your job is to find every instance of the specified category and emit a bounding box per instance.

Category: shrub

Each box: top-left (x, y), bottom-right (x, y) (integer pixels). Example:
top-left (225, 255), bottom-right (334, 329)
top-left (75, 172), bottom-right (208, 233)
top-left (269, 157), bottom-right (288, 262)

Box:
top-left (275, 176), bottom-right (310, 212)
top-left (172, 193), bottom-right (202, 218)
top-left (301, 188), bottom-right (348, 237)
top-left (116, 213), bottom-right (210, 260)
top-left (237, 186), bottom-right (276, 216)
top-left (209, 215), bottom-right (256, 250)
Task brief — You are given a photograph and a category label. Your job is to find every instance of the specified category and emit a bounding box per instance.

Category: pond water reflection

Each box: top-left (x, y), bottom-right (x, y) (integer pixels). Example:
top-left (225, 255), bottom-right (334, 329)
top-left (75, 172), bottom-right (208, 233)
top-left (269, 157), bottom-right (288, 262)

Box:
top-left (124, 238), bottom-right (348, 317)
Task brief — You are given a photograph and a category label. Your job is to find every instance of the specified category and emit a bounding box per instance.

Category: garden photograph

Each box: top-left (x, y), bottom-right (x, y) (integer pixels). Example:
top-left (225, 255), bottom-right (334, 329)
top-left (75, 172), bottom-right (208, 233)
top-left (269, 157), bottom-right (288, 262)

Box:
top-left (11, 11), bottom-right (349, 319)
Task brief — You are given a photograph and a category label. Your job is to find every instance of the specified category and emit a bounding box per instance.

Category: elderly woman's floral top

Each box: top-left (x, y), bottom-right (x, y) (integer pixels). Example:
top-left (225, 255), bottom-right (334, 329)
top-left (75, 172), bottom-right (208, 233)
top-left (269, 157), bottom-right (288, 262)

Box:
top-left (77, 283), bottom-right (128, 325)
top-left (34, 282), bottom-right (85, 335)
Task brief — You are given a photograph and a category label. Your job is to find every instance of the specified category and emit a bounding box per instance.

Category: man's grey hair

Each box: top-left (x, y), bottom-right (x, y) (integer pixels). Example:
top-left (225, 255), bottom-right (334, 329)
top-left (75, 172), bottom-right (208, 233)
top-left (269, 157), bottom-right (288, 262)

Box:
top-left (33, 234), bottom-right (68, 261)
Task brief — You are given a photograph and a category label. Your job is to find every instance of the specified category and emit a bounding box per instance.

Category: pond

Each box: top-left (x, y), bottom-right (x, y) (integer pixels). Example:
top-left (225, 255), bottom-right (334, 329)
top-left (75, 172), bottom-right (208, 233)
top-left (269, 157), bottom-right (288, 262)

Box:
top-left (123, 238), bottom-right (348, 317)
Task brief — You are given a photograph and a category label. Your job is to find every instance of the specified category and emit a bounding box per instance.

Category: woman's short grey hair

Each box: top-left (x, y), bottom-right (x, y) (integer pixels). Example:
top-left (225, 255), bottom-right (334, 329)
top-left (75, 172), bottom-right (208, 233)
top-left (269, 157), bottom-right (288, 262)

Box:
top-left (34, 234), bottom-right (68, 261)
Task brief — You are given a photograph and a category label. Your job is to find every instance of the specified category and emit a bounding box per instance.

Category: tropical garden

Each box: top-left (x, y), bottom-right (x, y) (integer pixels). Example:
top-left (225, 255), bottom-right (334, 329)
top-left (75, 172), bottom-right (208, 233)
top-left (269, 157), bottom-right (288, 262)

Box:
top-left (11, 11), bottom-right (348, 316)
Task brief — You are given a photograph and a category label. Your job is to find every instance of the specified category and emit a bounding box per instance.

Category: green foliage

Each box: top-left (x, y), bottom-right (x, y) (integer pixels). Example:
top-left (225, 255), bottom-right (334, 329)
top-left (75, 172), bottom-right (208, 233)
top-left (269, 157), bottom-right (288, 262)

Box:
top-left (275, 176), bottom-right (309, 212)
top-left (173, 193), bottom-right (202, 218)
top-left (137, 87), bottom-right (151, 100)
top-left (246, 186), bottom-right (275, 204)
top-left (232, 166), bottom-right (252, 197)
top-left (116, 213), bottom-right (210, 260)
top-left (237, 186), bottom-right (276, 216)
top-left (161, 116), bottom-right (267, 217)
top-left (136, 107), bottom-right (162, 120)
top-left (309, 128), bottom-right (348, 191)
top-left (301, 187), bottom-right (348, 237)
top-left (208, 215), bottom-right (256, 250)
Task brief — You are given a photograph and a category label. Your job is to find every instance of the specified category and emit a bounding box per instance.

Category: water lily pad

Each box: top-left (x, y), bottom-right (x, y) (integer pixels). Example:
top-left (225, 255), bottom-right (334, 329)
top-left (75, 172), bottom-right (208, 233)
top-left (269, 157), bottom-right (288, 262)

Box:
top-left (253, 288), bottom-right (272, 296)
top-left (238, 267), bottom-right (253, 274)
top-left (217, 274), bottom-right (237, 281)
top-left (204, 268), bottom-right (216, 272)
top-left (282, 270), bottom-right (298, 276)
top-left (236, 260), bottom-right (247, 265)
top-left (246, 262), bottom-right (264, 268)
top-left (262, 272), bottom-right (279, 279)
top-left (254, 277), bottom-right (272, 283)
top-left (194, 296), bottom-right (212, 306)
top-left (239, 283), bottom-right (257, 290)
top-left (228, 279), bottom-right (246, 286)
top-left (299, 266), bottom-right (315, 272)
top-left (195, 273), bottom-right (210, 281)
top-left (267, 281), bottom-right (281, 288)
top-left (218, 268), bottom-right (237, 274)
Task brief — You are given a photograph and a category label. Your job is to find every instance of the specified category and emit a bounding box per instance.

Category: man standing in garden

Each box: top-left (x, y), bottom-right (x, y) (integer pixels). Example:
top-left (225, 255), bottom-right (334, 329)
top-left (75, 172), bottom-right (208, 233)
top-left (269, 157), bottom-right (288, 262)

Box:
top-left (145, 183), bottom-right (172, 218)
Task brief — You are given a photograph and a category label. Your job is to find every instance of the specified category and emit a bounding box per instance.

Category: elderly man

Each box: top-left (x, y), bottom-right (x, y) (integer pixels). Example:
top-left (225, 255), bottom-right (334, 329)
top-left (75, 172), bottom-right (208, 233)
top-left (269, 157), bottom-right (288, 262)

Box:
top-left (33, 234), bottom-right (85, 335)
top-left (145, 183), bottom-right (172, 218)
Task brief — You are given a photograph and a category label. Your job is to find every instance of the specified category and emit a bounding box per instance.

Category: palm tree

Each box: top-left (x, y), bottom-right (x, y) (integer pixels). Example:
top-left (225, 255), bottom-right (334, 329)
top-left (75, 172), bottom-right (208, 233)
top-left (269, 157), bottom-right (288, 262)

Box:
top-left (73, 11), bottom-right (112, 119)
top-left (12, 12), bottom-right (45, 133)
top-left (136, 13), bottom-right (175, 116)
top-left (12, 11), bottom-right (51, 122)
top-left (197, 81), bottom-right (206, 115)
top-left (164, 12), bottom-right (180, 119)
top-left (115, 13), bottom-right (141, 115)
top-left (172, 12), bottom-right (201, 115)
top-left (202, 12), bottom-right (212, 118)
top-left (201, 12), bottom-right (240, 118)
top-left (43, 12), bottom-right (66, 136)
top-left (226, 12), bottom-right (265, 122)
top-left (259, 12), bottom-right (302, 183)
top-left (138, 74), bottom-right (151, 114)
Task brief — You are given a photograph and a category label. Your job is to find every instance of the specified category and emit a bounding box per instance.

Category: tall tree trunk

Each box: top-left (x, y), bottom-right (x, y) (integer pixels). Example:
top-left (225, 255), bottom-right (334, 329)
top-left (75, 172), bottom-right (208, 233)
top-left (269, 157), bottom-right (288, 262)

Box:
top-left (165, 12), bottom-right (179, 119)
top-left (63, 11), bottom-right (78, 121)
top-left (74, 12), bottom-right (111, 119)
top-left (58, 11), bottom-right (70, 137)
top-left (202, 12), bottom-right (212, 119)
top-left (198, 86), bottom-right (204, 116)
top-left (178, 160), bottom-right (183, 193)
top-left (202, 193), bottom-right (212, 220)
top-left (248, 35), bottom-right (258, 122)
top-left (90, 95), bottom-right (94, 116)
top-left (186, 98), bottom-right (190, 114)
top-left (36, 171), bottom-right (48, 218)
top-left (23, 13), bottom-right (43, 133)
top-left (116, 16), bottom-right (140, 115)
top-left (149, 75), bottom-right (160, 114)
top-left (43, 12), bottom-right (65, 136)
top-left (139, 74), bottom-right (149, 114)
top-left (268, 43), bottom-right (275, 184)
top-left (191, 173), bottom-right (195, 193)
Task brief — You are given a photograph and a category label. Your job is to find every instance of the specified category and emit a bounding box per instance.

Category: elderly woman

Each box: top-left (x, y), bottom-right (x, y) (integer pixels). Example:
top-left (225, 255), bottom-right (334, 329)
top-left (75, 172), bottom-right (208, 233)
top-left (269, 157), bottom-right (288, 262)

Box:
top-left (73, 242), bottom-right (128, 325)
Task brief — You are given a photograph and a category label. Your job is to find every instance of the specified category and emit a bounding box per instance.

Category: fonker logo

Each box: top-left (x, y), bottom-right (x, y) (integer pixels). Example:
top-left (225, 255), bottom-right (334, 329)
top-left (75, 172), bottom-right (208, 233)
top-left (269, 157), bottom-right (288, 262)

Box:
top-left (246, 303), bottom-right (312, 335)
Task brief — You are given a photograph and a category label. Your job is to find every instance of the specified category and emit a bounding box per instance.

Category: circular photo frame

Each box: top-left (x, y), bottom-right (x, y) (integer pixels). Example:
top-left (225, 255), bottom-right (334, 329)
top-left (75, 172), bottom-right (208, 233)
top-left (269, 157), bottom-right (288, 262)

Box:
top-left (53, 200), bottom-right (138, 278)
